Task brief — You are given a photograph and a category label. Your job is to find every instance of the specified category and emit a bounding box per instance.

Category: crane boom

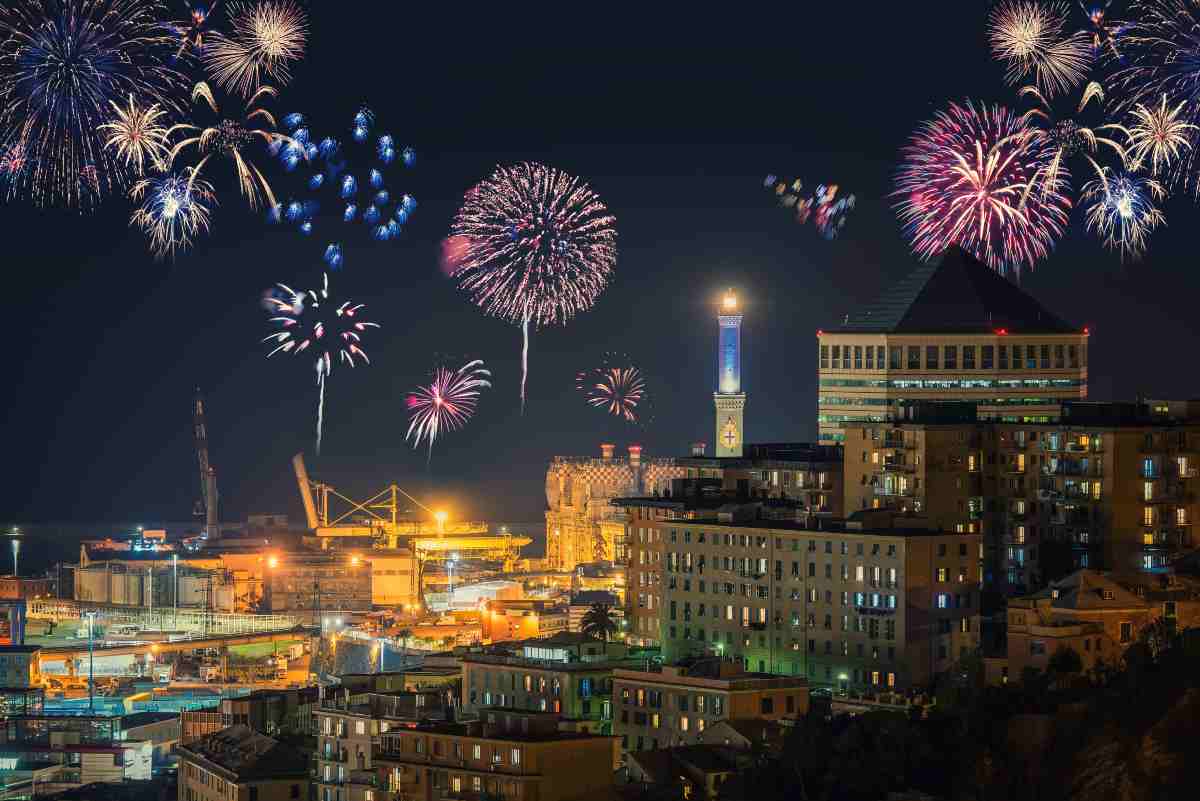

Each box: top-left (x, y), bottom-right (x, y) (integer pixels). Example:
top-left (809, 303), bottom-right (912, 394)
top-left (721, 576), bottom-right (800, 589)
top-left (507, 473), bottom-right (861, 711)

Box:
top-left (194, 388), bottom-right (218, 538)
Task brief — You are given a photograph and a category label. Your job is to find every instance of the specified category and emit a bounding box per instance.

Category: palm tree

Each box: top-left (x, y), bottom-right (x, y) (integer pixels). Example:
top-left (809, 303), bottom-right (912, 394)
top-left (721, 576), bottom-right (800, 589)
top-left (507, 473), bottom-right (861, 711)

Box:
top-left (398, 628), bottom-right (413, 652)
top-left (580, 604), bottom-right (618, 643)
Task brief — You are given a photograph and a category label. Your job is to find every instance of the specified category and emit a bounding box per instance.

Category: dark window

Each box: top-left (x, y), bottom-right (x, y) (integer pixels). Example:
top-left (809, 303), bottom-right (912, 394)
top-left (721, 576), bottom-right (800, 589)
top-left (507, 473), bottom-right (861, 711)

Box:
top-left (1040, 345), bottom-right (1051, 369)
top-left (842, 348), bottom-right (852, 369)
top-left (1055, 344), bottom-right (1065, 369)
top-left (889, 347), bottom-right (901, 370)
top-left (982, 345), bottom-right (994, 369)
top-left (820, 345), bottom-right (829, 369)
top-left (1011, 345), bottom-right (1021, 369)
top-left (291, 786), bottom-right (300, 799)
top-left (1069, 345), bottom-right (1078, 368)
top-left (944, 346), bottom-right (957, 370)
top-left (760, 697), bottom-right (774, 714)
top-left (963, 346), bottom-right (976, 369)
top-left (1027, 347), bottom-right (1037, 370)
top-left (250, 789), bottom-right (259, 801)
top-left (926, 345), bottom-right (938, 370)
top-left (854, 346), bottom-right (863, 369)
top-left (876, 346), bottom-right (885, 368)
top-left (866, 347), bottom-right (874, 369)
top-left (786, 695), bottom-right (795, 713)
top-left (831, 345), bottom-right (840, 368)
top-left (907, 346), bottom-right (920, 370)
top-left (999, 345), bottom-right (1008, 369)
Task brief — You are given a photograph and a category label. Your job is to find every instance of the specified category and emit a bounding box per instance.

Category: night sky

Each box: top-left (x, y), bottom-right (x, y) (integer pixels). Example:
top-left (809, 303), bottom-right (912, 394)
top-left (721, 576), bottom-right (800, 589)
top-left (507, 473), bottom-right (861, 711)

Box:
top-left (3, 6), bottom-right (1197, 528)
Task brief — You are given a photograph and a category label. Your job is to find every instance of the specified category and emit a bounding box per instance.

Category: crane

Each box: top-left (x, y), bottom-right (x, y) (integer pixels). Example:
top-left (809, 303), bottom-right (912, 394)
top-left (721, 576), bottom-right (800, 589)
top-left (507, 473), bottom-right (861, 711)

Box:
top-left (193, 388), bottom-right (219, 539)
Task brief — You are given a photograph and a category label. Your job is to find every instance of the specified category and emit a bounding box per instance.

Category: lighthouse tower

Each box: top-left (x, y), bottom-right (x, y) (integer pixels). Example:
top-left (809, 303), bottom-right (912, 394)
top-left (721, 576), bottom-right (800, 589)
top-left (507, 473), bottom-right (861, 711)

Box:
top-left (714, 289), bottom-right (746, 458)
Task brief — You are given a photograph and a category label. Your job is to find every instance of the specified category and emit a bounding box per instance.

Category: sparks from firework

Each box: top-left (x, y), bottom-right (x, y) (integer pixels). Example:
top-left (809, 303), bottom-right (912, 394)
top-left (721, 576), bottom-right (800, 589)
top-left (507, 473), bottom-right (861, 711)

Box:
top-left (1082, 166), bottom-right (1166, 259)
top-left (1019, 81), bottom-right (1128, 198)
top-left (168, 81), bottom-right (288, 210)
top-left (204, 0), bottom-right (307, 98)
top-left (989, 1), bottom-right (1093, 98)
top-left (263, 273), bottom-right (378, 453)
top-left (129, 170), bottom-right (216, 260)
top-left (405, 360), bottom-right (492, 459)
top-left (1109, 0), bottom-right (1200, 194)
top-left (893, 101), bottom-right (1072, 276)
top-left (763, 176), bottom-right (856, 238)
top-left (175, 1), bottom-right (219, 58)
top-left (268, 105), bottom-right (418, 269)
top-left (1078, 0), bottom-right (1126, 58)
top-left (1123, 93), bottom-right (1197, 177)
top-left (99, 95), bottom-right (172, 176)
top-left (449, 162), bottom-right (617, 411)
top-left (576, 356), bottom-right (647, 424)
top-left (0, 0), bottom-right (190, 208)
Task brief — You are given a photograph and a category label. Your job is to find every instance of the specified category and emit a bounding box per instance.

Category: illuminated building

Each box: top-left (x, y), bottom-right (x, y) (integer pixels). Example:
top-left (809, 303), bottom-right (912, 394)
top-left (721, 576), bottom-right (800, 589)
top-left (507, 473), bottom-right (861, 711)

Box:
top-left (618, 492), bottom-right (981, 691)
top-left (178, 726), bottom-right (308, 801)
top-left (372, 709), bottom-right (618, 801)
top-left (714, 290), bottom-right (746, 458)
top-left (612, 659), bottom-right (808, 753)
top-left (261, 552), bottom-right (372, 625)
top-left (817, 248), bottom-right (1088, 444)
top-left (844, 400), bottom-right (1200, 592)
top-left (480, 600), bottom-right (568, 643)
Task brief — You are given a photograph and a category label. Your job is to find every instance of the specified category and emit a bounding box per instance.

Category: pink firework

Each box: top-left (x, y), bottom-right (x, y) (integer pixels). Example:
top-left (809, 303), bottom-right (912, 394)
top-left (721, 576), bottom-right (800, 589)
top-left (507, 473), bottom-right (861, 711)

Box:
top-left (405, 359), bottom-right (492, 458)
top-left (576, 358), bottom-right (647, 423)
top-left (893, 101), bottom-right (1071, 276)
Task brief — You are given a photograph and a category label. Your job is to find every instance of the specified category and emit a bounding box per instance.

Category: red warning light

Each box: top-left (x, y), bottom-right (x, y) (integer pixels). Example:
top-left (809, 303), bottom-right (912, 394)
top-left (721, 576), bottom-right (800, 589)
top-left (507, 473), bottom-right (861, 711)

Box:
top-left (995, 328), bottom-right (1008, 336)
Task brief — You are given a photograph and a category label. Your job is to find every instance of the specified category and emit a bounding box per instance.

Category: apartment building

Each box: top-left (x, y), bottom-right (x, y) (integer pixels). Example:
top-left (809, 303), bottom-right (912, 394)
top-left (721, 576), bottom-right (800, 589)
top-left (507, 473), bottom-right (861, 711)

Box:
top-left (183, 687), bottom-right (320, 742)
top-left (461, 633), bottom-right (649, 733)
top-left (0, 713), bottom-right (153, 791)
top-left (817, 247), bottom-right (1088, 444)
top-left (619, 491), bottom-right (982, 691)
top-left (177, 725), bottom-right (309, 801)
top-left (843, 401), bottom-right (1200, 593)
top-left (612, 659), bottom-right (808, 753)
top-left (371, 709), bottom-right (618, 801)
top-left (315, 688), bottom-right (450, 801)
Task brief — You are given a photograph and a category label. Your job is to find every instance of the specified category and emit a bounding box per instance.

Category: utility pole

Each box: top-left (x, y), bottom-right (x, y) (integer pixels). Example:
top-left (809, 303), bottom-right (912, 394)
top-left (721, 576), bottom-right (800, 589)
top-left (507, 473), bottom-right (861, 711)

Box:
top-left (147, 565), bottom-right (153, 631)
top-left (85, 612), bottom-right (96, 714)
top-left (173, 554), bottom-right (178, 631)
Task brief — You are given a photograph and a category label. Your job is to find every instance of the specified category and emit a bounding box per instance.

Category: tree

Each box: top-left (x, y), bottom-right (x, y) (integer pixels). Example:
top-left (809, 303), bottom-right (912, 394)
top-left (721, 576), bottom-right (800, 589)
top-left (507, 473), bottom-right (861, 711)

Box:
top-left (398, 628), bottom-right (413, 651)
top-left (580, 604), bottom-right (618, 643)
top-left (1046, 646), bottom-right (1083, 687)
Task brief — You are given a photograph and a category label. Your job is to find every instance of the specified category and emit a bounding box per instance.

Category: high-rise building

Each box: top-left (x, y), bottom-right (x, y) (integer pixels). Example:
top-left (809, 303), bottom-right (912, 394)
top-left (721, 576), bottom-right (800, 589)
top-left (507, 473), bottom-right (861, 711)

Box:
top-left (714, 290), bottom-right (746, 458)
top-left (817, 248), bottom-right (1088, 444)
top-left (845, 402), bottom-right (1200, 593)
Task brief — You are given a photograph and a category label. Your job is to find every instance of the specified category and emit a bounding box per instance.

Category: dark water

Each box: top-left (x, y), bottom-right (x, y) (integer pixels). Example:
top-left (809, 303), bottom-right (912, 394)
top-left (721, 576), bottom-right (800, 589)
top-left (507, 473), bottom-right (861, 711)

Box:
top-left (3, 520), bottom-right (546, 576)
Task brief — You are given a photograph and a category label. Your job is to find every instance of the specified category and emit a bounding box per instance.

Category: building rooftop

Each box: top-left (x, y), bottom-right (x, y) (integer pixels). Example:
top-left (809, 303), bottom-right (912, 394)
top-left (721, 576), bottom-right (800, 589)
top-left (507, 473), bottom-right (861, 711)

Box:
top-left (385, 715), bottom-right (614, 744)
top-left (51, 781), bottom-right (171, 801)
top-left (119, 711), bottom-right (180, 729)
top-left (177, 724), bottom-right (310, 781)
top-left (614, 659), bottom-right (808, 691)
top-left (831, 247), bottom-right (1078, 335)
top-left (1027, 569), bottom-right (1147, 611)
top-left (569, 591), bottom-right (620, 607)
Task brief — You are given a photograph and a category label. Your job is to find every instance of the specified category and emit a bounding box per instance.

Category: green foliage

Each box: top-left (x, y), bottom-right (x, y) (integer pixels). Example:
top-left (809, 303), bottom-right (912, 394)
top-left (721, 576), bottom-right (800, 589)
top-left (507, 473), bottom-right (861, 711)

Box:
top-left (580, 604), bottom-right (618, 643)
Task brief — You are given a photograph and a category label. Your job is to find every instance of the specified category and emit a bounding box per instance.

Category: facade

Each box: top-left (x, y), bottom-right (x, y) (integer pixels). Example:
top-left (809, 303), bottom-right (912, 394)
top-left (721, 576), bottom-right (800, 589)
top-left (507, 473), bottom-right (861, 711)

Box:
top-left (619, 494), bottom-right (982, 691)
top-left (0, 714), bottom-right (153, 790)
top-left (818, 248), bottom-right (1088, 444)
top-left (177, 725), bottom-right (309, 801)
top-left (843, 401), bottom-right (1200, 592)
top-left (371, 710), bottom-right (619, 801)
top-left (183, 687), bottom-right (320, 742)
top-left (998, 569), bottom-right (1200, 683)
top-left (262, 552), bottom-right (372, 624)
top-left (0, 576), bottom-right (54, 600)
top-left (480, 600), bottom-right (569, 643)
top-left (367, 551), bottom-right (419, 608)
top-left (612, 659), bottom-right (808, 753)
top-left (461, 634), bottom-right (645, 734)
top-left (119, 711), bottom-right (181, 765)
top-left (714, 290), bottom-right (746, 459)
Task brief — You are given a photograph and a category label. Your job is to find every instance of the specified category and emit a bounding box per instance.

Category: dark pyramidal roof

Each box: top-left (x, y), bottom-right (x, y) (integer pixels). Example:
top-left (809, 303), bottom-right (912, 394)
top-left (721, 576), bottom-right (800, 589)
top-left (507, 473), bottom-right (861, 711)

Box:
top-left (833, 248), bottom-right (1077, 334)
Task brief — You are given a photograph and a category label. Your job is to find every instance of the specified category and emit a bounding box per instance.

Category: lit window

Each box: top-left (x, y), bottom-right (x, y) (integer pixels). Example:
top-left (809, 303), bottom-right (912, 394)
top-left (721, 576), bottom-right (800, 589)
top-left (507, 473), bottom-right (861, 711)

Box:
top-left (472, 778), bottom-right (482, 792)
top-left (1177, 507), bottom-right (1188, 526)
top-left (936, 568), bottom-right (948, 582)
top-left (680, 716), bottom-right (689, 732)
top-left (1144, 507), bottom-right (1154, 526)
top-left (472, 745), bottom-right (482, 760)
top-left (1144, 481), bottom-right (1154, 501)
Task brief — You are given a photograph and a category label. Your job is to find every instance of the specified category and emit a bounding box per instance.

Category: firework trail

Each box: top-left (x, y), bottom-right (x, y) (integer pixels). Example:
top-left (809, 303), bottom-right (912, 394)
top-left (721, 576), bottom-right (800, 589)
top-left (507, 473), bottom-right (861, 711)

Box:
top-left (268, 105), bottom-right (417, 270)
top-left (405, 360), bottom-right (492, 460)
top-left (893, 101), bottom-right (1072, 277)
top-left (204, 0), bottom-right (307, 98)
top-left (448, 162), bottom-right (617, 411)
top-left (175, 1), bottom-right (218, 58)
top-left (1082, 166), bottom-right (1166, 259)
top-left (1109, 0), bottom-right (1200, 194)
top-left (763, 176), bottom-right (856, 238)
top-left (0, 0), bottom-right (190, 208)
top-left (576, 355), bottom-right (648, 424)
top-left (1018, 81), bottom-right (1128, 199)
top-left (168, 81), bottom-right (288, 210)
top-left (263, 273), bottom-right (379, 453)
top-left (100, 95), bottom-right (173, 177)
top-left (129, 170), bottom-right (216, 259)
top-left (989, 1), bottom-right (1093, 98)
top-left (1123, 93), bottom-right (1197, 177)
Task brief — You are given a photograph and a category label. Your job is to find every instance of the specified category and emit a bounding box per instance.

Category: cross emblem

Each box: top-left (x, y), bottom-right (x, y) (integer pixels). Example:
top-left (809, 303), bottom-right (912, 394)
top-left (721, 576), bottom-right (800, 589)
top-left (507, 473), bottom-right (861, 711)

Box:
top-left (722, 422), bottom-right (737, 447)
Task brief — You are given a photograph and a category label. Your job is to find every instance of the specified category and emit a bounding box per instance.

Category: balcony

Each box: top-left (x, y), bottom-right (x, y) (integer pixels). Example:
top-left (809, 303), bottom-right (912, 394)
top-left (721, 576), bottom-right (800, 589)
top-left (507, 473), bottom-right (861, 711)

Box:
top-left (349, 771), bottom-right (378, 788)
top-left (880, 459), bottom-right (914, 473)
top-left (872, 485), bottom-right (914, 498)
top-left (881, 435), bottom-right (907, 450)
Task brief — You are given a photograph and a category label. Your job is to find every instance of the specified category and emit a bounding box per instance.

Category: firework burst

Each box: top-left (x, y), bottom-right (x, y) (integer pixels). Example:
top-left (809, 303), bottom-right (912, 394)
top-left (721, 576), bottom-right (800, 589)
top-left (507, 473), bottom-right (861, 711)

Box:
top-left (1110, 0), bottom-right (1200, 193)
top-left (1019, 81), bottom-right (1128, 197)
top-left (763, 175), bottom-right (856, 238)
top-left (130, 170), bottom-right (216, 259)
top-left (576, 355), bottom-right (648, 424)
top-left (1079, 0), bottom-right (1127, 58)
top-left (100, 95), bottom-right (172, 176)
top-left (204, 0), bottom-right (307, 98)
top-left (405, 360), bottom-right (492, 459)
top-left (263, 273), bottom-right (378, 453)
top-left (0, 0), bottom-right (190, 208)
top-left (449, 162), bottom-right (618, 410)
top-left (989, 1), bottom-right (1093, 98)
top-left (893, 101), bottom-right (1072, 276)
top-left (1082, 166), bottom-right (1166, 259)
top-left (1123, 93), bottom-right (1197, 177)
top-left (169, 81), bottom-right (287, 209)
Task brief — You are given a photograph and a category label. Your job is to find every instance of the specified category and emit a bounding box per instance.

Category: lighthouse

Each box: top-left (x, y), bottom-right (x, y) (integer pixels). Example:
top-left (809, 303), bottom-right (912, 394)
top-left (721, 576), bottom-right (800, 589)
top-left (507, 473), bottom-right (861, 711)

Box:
top-left (714, 289), bottom-right (746, 458)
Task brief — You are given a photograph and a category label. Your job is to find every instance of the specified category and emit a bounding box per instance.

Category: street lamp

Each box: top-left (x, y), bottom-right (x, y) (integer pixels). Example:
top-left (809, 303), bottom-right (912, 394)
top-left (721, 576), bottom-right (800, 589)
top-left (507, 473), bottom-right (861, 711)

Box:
top-left (84, 611), bottom-right (97, 714)
top-left (172, 554), bottom-right (178, 630)
top-left (434, 510), bottom-right (448, 535)
top-left (447, 553), bottom-right (459, 602)
top-left (10, 527), bottom-right (20, 576)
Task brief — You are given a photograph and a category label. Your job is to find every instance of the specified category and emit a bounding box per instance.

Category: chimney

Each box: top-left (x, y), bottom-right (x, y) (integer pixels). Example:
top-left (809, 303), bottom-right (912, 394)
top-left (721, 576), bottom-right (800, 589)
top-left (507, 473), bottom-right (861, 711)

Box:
top-left (600, 443), bottom-right (615, 460)
top-left (691, 442), bottom-right (707, 457)
top-left (628, 445), bottom-right (642, 468)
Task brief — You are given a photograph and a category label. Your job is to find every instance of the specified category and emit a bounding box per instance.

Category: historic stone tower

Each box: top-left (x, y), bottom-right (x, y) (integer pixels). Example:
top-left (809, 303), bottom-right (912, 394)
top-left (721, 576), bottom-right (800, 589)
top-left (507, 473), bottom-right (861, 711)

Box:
top-left (714, 289), bottom-right (746, 458)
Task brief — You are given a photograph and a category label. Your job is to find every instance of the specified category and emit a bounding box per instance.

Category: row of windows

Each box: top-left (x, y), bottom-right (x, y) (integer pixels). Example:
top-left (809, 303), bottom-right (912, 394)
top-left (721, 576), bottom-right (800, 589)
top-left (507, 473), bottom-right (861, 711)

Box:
top-left (820, 343), bottom-right (1085, 372)
top-left (821, 395), bottom-right (1060, 407)
top-left (819, 377), bottom-right (1085, 390)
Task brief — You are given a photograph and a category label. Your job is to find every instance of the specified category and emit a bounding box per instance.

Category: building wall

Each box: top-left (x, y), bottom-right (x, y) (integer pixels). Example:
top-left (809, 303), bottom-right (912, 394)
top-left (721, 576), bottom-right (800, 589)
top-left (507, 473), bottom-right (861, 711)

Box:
top-left (817, 332), bottom-right (1089, 444)
top-left (180, 759), bottom-right (306, 801)
top-left (263, 556), bottom-right (372, 623)
top-left (369, 552), bottom-right (419, 608)
top-left (315, 708), bottom-right (376, 801)
top-left (461, 659), bottom-right (616, 729)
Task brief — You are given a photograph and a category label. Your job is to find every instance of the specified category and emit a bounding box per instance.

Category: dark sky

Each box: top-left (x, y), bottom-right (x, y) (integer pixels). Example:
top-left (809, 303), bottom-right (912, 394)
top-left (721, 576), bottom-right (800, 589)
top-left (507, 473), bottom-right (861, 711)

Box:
top-left (2, 5), bottom-right (1196, 528)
